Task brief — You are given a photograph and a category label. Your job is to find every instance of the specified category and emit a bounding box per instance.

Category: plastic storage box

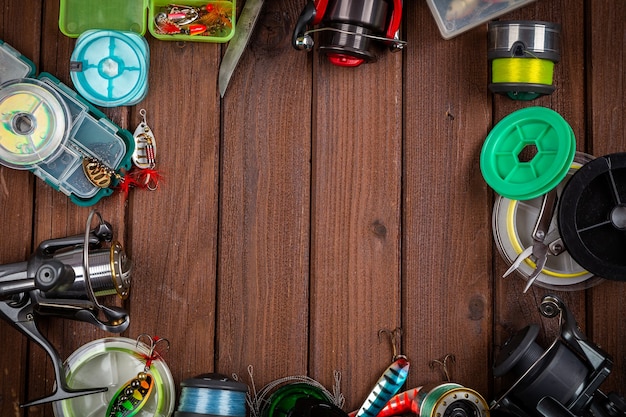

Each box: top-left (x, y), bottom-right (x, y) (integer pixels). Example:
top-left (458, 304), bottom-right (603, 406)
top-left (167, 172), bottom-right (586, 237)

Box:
top-left (426, 0), bottom-right (537, 39)
top-left (0, 40), bottom-right (134, 206)
top-left (59, 0), bottom-right (236, 43)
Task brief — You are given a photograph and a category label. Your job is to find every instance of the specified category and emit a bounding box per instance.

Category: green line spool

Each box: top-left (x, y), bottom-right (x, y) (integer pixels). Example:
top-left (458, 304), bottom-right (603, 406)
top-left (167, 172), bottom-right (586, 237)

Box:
top-left (418, 383), bottom-right (489, 417)
top-left (488, 21), bottom-right (561, 101)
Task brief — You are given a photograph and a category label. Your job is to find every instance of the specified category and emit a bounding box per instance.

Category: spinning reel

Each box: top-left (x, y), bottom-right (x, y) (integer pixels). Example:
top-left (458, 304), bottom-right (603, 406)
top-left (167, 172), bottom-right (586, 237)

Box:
top-left (292, 0), bottom-right (405, 67)
top-left (492, 295), bottom-right (626, 417)
top-left (0, 210), bottom-right (132, 407)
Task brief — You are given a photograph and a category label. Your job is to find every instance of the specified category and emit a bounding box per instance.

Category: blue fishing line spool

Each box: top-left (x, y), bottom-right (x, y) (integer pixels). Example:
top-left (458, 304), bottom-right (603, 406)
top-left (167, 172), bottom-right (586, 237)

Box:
top-left (175, 373), bottom-right (248, 417)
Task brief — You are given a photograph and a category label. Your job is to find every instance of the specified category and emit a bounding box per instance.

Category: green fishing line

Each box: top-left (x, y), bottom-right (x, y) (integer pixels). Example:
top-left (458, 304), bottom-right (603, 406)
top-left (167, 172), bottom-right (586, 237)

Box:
top-left (491, 58), bottom-right (555, 85)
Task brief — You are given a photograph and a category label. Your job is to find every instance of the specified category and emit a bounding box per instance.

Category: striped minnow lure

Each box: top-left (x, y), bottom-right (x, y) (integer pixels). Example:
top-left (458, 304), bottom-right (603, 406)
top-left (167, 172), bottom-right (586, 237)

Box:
top-left (377, 387), bottom-right (423, 417)
top-left (354, 355), bottom-right (410, 417)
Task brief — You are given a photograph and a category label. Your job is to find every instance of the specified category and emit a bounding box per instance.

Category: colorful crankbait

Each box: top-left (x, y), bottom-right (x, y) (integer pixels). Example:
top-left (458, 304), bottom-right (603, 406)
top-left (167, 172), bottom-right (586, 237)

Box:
top-left (354, 329), bottom-right (410, 417)
top-left (106, 335), bottom-right (169, 417)
top-left (106, 372), bottom-right (154, 417)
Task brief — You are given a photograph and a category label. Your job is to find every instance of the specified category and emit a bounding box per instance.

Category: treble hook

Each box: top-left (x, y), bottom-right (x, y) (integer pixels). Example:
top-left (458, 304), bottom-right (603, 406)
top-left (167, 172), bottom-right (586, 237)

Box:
top-left (136, 333), bottom-right (170, 359)
top-left (429, 354), bottom-right (456, 382)
top-left (378, 327), bottom-right (403, 360)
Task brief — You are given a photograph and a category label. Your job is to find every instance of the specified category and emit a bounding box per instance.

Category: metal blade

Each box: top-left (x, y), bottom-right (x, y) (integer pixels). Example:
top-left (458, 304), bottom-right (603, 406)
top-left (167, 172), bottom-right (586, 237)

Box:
top-left (218, 0), bottom-right (265, 97)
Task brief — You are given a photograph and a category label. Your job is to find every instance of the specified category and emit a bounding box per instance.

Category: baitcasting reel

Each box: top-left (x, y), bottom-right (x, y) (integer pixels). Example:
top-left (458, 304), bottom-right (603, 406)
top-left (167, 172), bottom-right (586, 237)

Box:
top-left (0, 210), bottom-right (132, 407)
top-left (491, 295), bottom-right (626, 417)
top-left (292, 0), bottom-right (405, 67)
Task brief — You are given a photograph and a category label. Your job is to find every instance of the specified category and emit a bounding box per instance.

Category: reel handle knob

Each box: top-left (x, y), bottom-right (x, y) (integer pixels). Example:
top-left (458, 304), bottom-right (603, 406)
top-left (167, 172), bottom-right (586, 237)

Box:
top-left (293, 1), bottom-right (317, 50)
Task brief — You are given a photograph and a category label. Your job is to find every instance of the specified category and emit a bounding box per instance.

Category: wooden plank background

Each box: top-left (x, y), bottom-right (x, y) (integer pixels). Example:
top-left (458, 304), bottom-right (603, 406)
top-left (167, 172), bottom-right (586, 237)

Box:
top-left (0, 0), bottom-right (625, 416)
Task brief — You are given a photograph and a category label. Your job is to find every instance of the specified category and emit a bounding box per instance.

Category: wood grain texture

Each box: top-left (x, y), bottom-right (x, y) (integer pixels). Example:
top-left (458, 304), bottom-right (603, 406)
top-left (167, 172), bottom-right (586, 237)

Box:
top-left (309, 9), bottom-right (402, 411)
top-left (217, 0), bottom-right (312, 390)
top-left (402, 0), bottom-right (493, 396)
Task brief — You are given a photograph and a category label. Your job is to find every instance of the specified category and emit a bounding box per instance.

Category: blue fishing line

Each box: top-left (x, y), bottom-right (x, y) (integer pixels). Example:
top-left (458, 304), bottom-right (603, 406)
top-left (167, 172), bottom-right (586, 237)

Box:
top-left (178, 387), bottom-right (247, 416)
top-left (175, 373), bottom-right (248, 417)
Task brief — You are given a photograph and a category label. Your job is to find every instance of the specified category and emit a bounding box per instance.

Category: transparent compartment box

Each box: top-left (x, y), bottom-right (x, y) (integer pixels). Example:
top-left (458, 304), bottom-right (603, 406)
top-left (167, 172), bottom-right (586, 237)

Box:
top-left (426, 0), bottom-right (537, 39)
top-left (59, 0), bottom-right (236, 43)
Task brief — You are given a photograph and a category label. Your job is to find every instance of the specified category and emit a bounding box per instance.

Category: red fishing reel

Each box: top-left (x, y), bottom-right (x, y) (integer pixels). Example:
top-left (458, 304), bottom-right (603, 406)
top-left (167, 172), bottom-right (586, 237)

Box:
top-left (292, 0), bottom-right (405, 67)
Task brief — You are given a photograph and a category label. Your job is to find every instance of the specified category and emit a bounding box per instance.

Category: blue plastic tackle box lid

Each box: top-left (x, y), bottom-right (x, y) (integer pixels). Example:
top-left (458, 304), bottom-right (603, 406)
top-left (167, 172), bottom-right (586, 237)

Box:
top-left (70, 30), bottom-right (150, 107)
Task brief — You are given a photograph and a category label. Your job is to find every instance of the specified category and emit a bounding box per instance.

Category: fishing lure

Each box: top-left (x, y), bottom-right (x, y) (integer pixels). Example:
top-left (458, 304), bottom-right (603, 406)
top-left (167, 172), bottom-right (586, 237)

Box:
top-left (118, 108), bottom-right (162, 194)
top-left (132, 109), bottom-right (157, 170)
top-left (106, 335), bottom-right (169, 417)
top-left (354, 329), bottom-right (410, 417)
top-left (376, 387), bottom-right (423, 417)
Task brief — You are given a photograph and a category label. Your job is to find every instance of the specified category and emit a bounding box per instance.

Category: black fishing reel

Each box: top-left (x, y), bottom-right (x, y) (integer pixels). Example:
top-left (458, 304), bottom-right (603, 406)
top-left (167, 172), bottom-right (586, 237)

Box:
top-left (292, 0), bottom-right (405, 67)
top-left (0, 210), bottom-right (132, 407)
top-left (492, 295), bottom-right (626, 417)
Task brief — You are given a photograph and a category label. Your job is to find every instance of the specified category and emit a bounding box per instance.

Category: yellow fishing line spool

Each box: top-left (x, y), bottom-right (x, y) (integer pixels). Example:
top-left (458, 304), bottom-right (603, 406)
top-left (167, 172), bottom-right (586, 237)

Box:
top-left (488, 21), bottom-right (561, 100)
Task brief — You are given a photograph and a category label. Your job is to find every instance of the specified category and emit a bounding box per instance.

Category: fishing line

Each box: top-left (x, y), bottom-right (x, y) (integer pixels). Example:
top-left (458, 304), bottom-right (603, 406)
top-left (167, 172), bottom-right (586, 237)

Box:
top-left (418, 383), bottom-right (489, 417)
top-left (488, 21), bottom-right (561, 100)
top-left (175, 374), bottom-right (248, 417)
top-left (491, 58), bottom-right (554, 85)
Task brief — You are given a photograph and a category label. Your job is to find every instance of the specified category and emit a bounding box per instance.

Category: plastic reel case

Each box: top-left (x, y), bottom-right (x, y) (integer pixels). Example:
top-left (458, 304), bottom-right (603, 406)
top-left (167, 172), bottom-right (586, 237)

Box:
top-left (0, 39), bottom-right (134, 206)
top-left (53, 337), bottom-right (176, 417)
top-left (59, 0), bottom-right (236, 43)
top-left (492, 152), bottom-right (603, 290)
top-left (425, 0), bottom-right (536, 39)
top-left (559, 152), bottom-right (626, 281)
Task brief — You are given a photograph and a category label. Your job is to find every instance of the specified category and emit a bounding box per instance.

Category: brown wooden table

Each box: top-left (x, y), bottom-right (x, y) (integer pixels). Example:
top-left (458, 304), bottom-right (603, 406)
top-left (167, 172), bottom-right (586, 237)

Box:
top-left (1, 1), bottom-right (625, 416)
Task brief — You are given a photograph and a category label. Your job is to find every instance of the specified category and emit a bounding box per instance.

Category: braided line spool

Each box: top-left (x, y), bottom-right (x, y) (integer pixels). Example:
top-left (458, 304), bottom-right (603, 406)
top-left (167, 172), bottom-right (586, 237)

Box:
top-left (175, 374), bottom-right (248, 417)
top-left (488, 21), bottom-right (561, 100)
top-left (261, 383), bottom-right (341, 417)
top-left (418, 383), bottom-right (489, 417)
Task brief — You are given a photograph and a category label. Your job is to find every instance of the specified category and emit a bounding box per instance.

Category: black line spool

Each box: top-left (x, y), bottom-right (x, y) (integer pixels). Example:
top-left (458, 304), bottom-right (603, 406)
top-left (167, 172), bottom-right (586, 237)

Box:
top-left (174, 373), bottom-right (248, 417)
top-left (488, 21), bottom-right (561, 100)
top-left (558, 152), bottom-right (626, 281)
top-left (493, 325), bottom-right (589, 411)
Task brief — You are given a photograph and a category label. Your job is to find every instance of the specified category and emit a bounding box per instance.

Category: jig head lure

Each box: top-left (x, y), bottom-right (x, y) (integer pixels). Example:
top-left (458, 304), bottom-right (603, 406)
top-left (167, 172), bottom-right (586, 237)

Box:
top-left (106, 334), bottom-right (169, 417)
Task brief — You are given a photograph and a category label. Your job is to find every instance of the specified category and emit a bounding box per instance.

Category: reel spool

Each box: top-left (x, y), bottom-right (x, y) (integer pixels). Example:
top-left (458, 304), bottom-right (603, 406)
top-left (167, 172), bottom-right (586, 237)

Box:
top-left (292, 0), bottom-right (404, 67)
top-left (492, 295), bottom-right (625, 417)
top-left (174, 373), bottom-right (248, 417)
top-left (558, 152), bottom-right (626, 281)
top-left (261, 382), bottom-right (346, 417)
top-left (480, 107), bottom-right (576, 201)
top-left (52, 337), bottom-right (176, 417)
top-left (418, 383), bottom-right (489, 417)
top-left (0, 78), bottom-right (71, 169)
top-left (492, 152), bottom-right (602, 291)
top-left (488, 21), bottom-right (561, 100)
